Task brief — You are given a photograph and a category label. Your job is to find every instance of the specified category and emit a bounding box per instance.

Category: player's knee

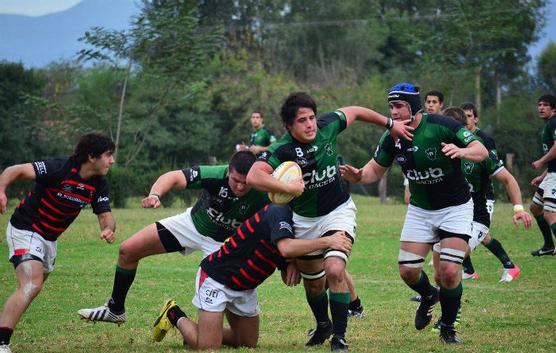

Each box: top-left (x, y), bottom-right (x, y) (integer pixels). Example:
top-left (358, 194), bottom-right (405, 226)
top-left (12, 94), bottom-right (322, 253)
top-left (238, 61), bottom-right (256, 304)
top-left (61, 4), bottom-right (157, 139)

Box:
top-left (19, 280), bottom-right (43, 300)
top-left (399, 266), bottom-right (420, 283)
top-left (439, 263), bottom-right (460, 287)
top-left (530, 202), bottom-right (542, 216)
top-left (324, 261), bottom-right (345, 283)
top-left (434, 271), bottom-right (442, 286)
top-left (118, 240), bottom-right (140, 264)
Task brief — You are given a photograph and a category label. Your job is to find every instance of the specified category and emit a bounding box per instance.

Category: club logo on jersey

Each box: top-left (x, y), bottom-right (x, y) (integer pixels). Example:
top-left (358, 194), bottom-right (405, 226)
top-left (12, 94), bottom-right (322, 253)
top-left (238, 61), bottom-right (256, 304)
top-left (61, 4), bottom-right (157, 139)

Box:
top-left (325, 143), bottom-right (334, 156)
top-left (296, 157), bottom-right (308, 167)
top-left (239, 203), bottom-right (250, 215)
top-left (462, 130), bottom-right (474, 143)
top-left (395, 154), bottom-right (407, 164)
top-left (190, 169), bottom-right (199, 182)
top-left (260, 152), bottom-right (269, 159)
top-left (543, 144), bottom-right (548, 153)
top-left (405, 167), bottom-right (445, 184)
top-left (302, 165), bottom-right (337, 190)
top-left (279, 221), bottom-right (293, 233)
top-left (34, 161), bottom-right (47, 175)
top-left (463, 161), bottom-right (475, 174)
top-left (425, 148), bottom-right (437, 161)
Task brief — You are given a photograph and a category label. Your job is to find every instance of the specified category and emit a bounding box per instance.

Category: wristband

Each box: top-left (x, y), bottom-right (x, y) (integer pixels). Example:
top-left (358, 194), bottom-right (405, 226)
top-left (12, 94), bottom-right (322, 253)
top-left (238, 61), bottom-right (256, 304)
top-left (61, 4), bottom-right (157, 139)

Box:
top-left (513, 204), bottom-right (524, 213)
top-left (149, 193), bottom-right (161, 200)
top-left (385, 117), bottom-right (394, 129)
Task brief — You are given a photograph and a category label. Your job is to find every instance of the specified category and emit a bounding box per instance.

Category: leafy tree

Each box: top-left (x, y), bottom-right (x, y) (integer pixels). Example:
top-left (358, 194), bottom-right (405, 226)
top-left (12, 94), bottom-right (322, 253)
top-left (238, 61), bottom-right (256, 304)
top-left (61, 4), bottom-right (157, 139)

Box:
top-left (538, 41), bottom-right (556, 92)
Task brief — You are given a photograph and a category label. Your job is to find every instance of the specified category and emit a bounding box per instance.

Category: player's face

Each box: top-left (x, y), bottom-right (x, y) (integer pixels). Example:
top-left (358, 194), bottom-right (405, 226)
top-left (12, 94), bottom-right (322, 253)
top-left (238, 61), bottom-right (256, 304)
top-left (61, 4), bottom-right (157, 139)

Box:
top-left (228, 169), bottom-right (251, 197)
top-left (538, 101), bottom-right (556, 120)
top-left (250, 113), bottom-right (263, 129)
top-left (389, 102), bottom-right (410, 120)
top-left (287, 107), bottom-right (317, 143)
top-left (425, 95), bottom-right (443, 114)
top-left (463, 109), bottom-right (478, 131)
top-left (91, 151), bottom-right (115, 176)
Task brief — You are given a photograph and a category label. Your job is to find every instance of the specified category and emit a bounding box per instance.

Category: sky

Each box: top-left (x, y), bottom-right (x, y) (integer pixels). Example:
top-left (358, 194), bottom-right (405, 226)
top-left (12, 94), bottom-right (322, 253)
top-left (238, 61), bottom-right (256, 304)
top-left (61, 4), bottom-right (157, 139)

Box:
top-left (0, 0), bottom-right (554, 58)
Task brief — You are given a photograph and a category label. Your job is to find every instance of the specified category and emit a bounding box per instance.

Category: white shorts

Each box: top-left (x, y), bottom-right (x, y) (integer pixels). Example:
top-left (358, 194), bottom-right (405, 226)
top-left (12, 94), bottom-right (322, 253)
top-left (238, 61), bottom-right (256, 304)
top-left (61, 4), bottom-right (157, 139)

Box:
top-left (158, 208), bottom-right (222, 257)
top-left (534, 173), bottom-right (556, 212)
top-left (192, 268), bottom-right (260, 317)
top-left (6, 222), bottom-right (57, 273)
top-left (468, 221), bottom-right (489, 251)
top-left (401, 199), bottom-right (473, 243)
top-left (292, 198), bottom-right (356, 256)
top-left (486, 199), bottom-right (495, 221)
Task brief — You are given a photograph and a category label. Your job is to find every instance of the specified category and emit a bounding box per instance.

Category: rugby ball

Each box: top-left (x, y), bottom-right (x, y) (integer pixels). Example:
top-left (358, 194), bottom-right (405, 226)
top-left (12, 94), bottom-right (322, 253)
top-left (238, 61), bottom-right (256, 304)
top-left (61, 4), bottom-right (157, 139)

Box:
top-left (268, 161), bottom-right (302, 204)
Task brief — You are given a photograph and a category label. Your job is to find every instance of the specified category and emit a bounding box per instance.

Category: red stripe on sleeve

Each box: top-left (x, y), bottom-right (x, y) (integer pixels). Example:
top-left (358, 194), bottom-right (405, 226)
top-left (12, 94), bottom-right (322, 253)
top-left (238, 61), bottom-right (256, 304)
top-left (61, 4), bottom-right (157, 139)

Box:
top-left (229, 237), bottom-right (237, 248)
top-left (260, 239), bottom-right (279, 254)
top-left (237, 228), bottom-right (246, 239)
top-left (254, 213), bottom-right (260, 223)
top-left (240, 268), bottom-right (258, 283)
top-left (263, 204), bottom-right (269, 211)
top-left (255, 250), bottom-right (277, 268)
top-left (222, 243), bottom-right (230, 254)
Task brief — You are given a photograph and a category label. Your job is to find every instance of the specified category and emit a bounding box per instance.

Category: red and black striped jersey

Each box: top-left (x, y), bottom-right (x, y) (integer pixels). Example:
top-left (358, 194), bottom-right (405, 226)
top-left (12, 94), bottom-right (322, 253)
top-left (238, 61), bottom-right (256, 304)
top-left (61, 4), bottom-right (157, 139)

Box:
top-left (10, 158), bottom-right (111, 241)
top-left (200, 204), bottom-right (294, 291)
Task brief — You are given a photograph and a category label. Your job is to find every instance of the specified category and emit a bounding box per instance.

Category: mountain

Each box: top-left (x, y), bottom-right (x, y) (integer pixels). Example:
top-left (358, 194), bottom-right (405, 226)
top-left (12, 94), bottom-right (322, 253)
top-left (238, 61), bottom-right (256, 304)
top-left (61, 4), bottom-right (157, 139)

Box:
top-left (0, 0), bottom-right (140, 67)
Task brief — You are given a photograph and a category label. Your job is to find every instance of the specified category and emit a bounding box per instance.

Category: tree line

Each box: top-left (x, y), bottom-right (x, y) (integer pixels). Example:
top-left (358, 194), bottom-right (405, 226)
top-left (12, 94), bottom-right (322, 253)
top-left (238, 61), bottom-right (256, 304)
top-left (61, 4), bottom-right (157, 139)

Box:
top-left (1, 0), bottom-right (555, 206)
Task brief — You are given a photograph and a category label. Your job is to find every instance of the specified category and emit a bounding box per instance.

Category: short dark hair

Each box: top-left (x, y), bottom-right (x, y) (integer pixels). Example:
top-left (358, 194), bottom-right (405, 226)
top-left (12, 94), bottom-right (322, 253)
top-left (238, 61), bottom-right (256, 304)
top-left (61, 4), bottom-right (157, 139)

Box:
top-left (538, 94), bottom-right (556, 109)
top-left (251, 111), bottom-right (263, 119)
top-left (425, 90), bottom-right (444, 104)
top-left (229, 151), bottom-right (256, 175)
top-left (280, 92), bottom-right (317, 127)
top-left (460, 102), bottom-right (478, 118)
top-left (442, 107), bottom-right (467, 125)
top-left (72, 133), bottom-right (115, 165)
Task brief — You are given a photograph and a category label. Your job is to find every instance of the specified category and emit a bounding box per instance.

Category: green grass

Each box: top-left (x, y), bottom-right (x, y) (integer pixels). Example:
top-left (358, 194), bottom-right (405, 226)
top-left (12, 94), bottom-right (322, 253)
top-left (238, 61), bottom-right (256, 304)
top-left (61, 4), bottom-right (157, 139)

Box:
top-left (1, 195), bottom-right (555, 352)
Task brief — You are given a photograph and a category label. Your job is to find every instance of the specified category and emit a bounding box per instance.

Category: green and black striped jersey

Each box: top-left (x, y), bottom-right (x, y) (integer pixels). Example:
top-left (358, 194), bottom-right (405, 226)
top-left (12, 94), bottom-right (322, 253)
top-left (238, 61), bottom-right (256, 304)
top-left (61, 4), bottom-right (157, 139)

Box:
top-left (258, 111), bottom-right (349, 217)
top-left (183, 165), bottom-right (269, 242)
top-left (374, 113), bottom-right (478, 210)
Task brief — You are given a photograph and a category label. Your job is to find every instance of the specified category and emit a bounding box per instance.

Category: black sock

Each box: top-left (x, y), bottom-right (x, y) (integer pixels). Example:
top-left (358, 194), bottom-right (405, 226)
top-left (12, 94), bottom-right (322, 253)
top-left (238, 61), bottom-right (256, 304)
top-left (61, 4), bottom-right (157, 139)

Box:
top-left (167, 306), bottom-right (186, 326)
top-left (485, 238), bottom-right (514, 268)
top-left (0, 327), bottom-right (13, 345)
top-left (329, 292), bottom-right (350, 338)
top-left (407, 271), bottom-right (437, 300)
top-left (535, 214), bottom-right (554, 248)
top-left (439, 282), bottom-right (463, 327)
top-left (108, 265), bottom-right (137, 312)
top-left (306, 289), bottom-right (330, 325)
top-left (348, 296), bottom-right (361, 311)
top-left (462, 256), bottom-right (475, 274)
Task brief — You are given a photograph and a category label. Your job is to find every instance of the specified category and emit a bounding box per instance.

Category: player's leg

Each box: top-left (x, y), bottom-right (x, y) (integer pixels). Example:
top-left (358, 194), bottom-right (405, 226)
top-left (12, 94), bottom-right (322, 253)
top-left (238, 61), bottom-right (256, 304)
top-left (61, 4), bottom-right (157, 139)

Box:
top-left (530, 189), bottom-right (555, 256)
top-left (345, 270), bottom-right (364, 318)
top-left (479, 232), bottom-right (521, 282)
top-left (224, 310), bottom-right (259, 348)
top-left (297, 258), bottom-right (331, 346)
top-left (324, 251), bottom-right (349, 351)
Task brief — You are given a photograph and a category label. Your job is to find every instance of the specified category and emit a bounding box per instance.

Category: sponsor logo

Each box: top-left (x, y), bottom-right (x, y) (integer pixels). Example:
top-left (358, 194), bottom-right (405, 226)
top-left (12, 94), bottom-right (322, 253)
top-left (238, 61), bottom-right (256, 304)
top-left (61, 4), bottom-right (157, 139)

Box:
top-left (279, 221), bottom-right (293, 233)
top-left (296, 157), bottom-right (308, 167)
top-left (302, 165), bottom-right (337, 190)
top-left (34, 161), bottom-right (47, 175)
top-left (260, 152), bottom-right (269, 159)
top-left (543, 144), bottom-right (548, 153)
top-left (407, 146), bottom-right (419, 152)
top-left (56, 192), bottom-right (86, 205)
top-left (405, 167), bottom-right (445, 184)
top-left (190, 169), bottom-right (199, 182)
top-left (324, 143), bottom-right (333, 156)
top-left (205, 288), bottom-right (219, 298)
top-left (307, 145), bottom-right (318, 153)
top-left (62, 184), bottom-right (73, 193)
top-left (425, 148), bottom-right (437, 161)
top-left (97, 196), bottom-right (109, 203)
top-left (76, 183), bottom-right (85, 190)
top-left (395, 154), bottom-right (407, 164)
top-left (206, 207), bottom-right (243, 229)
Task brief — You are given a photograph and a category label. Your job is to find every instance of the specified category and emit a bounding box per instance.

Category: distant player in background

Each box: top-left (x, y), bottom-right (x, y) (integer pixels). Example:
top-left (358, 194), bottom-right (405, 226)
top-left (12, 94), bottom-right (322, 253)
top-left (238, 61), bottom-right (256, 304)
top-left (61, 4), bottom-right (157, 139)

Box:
top-left (237, 111), bottom-right (277, 155)
top-left (529, 94), bottom-right (556, 256)
top-left (425, 90), bottom-right (444, 115)
top-left (0, 133), bottom-right (116, 353)
top-left (151, 204), bottom-right (352, 351)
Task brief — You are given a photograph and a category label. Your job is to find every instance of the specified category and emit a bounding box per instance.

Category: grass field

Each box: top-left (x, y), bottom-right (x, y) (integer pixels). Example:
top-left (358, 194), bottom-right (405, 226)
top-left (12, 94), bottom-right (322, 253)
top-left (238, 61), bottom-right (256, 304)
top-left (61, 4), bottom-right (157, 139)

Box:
top-left (1, 195), bottom-right (555, 353)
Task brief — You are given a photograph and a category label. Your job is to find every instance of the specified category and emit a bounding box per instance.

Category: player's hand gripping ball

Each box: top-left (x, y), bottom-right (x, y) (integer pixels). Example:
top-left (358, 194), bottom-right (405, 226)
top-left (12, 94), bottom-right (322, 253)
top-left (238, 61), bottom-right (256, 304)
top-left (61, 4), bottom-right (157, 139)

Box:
top-left (268, 161), bottom-right (302, 204)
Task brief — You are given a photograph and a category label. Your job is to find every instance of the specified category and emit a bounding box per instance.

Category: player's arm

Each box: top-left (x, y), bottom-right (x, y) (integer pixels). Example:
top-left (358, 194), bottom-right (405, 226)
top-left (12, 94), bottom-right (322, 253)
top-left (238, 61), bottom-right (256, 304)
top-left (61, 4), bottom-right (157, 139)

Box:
top-left (0, 163), bottom-right (36, 214)
top-left (441, 140), bottom-right (488, 162)
top-left (340, 159), bottom-right (388, 185)
top-left (531, 169), bottom-right (547, 187)
top-left (246, 161), bottom-right (304, 196)
top-left (249, 145), bottom-right (270, 154)
top-left (492, 169), bottom-right (532, 229)
top-left (97, 211), bottom-right (116, 244)
top-left (532, 141), bottom-right (556, 169)
top-left (338, 106), bottom-right (413, 141)
top-left (141, 170), bottom-right (188, 208)
top-left (276, 231), bottom-right (352, 258)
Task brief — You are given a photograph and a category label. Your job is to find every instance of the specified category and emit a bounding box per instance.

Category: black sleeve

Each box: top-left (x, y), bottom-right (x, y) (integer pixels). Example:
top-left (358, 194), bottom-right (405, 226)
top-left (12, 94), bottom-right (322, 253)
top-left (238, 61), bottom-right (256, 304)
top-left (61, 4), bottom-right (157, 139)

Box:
top-left (33, 158), bottom-right (67, 185)
top-left (92, 178), bottom-right (112, 214)
top-left (267, 204), bottom-right (295, 245)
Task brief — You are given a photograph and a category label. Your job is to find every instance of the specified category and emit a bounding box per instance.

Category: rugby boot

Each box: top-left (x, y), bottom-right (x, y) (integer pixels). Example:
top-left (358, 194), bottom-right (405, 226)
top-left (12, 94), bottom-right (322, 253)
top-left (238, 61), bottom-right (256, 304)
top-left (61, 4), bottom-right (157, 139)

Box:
top-left (414, 290), bottom-right (439, 330)
top-left (78, 302), bottom-right (126, 325)
top-left (306, 320), bottom-right (333, 346)
top-left (530, 246), bottom-right (555, 257)
top-left (439, 323), bottom-right (461, 345)
top-left (499, 265), bottom-right (521, 283)
top-left (330, 335), bottom-right (349, 352)
top-left (347, 304), bottom-right (364, 318)
top-left (0, 344), bottom-right (12, 353)
top-left (153, 298), bottom-right (179, 342)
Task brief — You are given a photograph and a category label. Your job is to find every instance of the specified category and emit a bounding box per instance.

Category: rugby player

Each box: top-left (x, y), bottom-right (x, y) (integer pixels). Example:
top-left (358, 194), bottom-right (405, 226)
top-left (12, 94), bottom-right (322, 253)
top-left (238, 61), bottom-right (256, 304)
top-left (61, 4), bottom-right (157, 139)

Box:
top-left (0, 133), bottom-right (116, 353)
top-left (247, 92), bottom-right (413, 351)
top-left (237, 111), bottom-right (277, 155)
top-left (340, 83), bottom-right (488, 344)
top-left (78, 151), bottom-right (270, 324)
top-left (151, 204), bottom-right (352, 351)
